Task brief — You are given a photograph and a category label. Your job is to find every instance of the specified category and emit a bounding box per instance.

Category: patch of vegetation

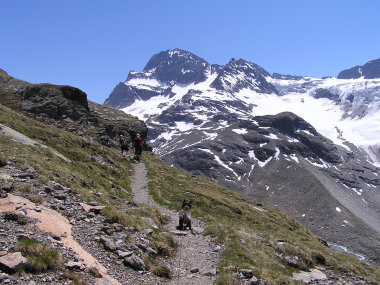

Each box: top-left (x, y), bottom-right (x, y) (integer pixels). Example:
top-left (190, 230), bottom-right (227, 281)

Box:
top-left (102, 206), bottom-right (137, 228)
top-left (65, 271), bottom-right (86, 285)
top-left (143, 152), bottom-right (380, 284)
top-left (29, 195), bottom-right (44, 205)
top-left (15, 238), bottom-right (61, 273)
top-left (0, 153), bottom-right (8, 166)
top-left (18, 184), bottom-right (32, 193)
top-left (152, 265), bottom-right (173, 279)
top-left (0, 173), bottom-right (12, 182)
top-left (151, 232), bottom-right (178, 257)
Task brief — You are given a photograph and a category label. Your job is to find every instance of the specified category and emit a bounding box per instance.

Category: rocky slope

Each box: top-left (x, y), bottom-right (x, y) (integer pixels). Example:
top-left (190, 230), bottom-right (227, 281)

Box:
top-left (104, 49), bottom-right (380, 265)
top-left (0, 68), bottom-right (147, 149)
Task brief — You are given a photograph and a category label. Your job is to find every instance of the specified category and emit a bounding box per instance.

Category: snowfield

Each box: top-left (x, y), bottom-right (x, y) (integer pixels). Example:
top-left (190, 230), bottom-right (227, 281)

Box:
top-left (122, 72), bottom-right (380, 165)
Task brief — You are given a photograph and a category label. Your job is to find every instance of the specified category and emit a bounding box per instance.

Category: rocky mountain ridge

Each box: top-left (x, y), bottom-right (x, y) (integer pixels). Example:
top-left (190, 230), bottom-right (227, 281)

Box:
top-left (104, 49), bottom-right (380, 265)
top-left (0, 68), bottom-right (147, 149)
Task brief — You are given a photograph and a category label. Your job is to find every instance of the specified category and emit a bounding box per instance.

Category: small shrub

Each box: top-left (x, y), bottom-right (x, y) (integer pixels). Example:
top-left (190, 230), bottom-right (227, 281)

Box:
top-left (17, 216), bottom-right (30, 225)
top-left (0, 154), bottom-right (8, 167)
top-left (153, 233), bottom-right (178, 256)
top-left (65, 272), bottom-right (86, 285)
top-left (102, 206), bottom-right (134, 227)
top-left (29, 195), bottom-right (44, 205)
top-left (19, 184), bottom-right (32, 193)
top-left (15, 238), bottom-right (61, 273)
top-left (152, 265), bottom-right (173, 279)
top-left (154, 241), bottom-right (172, 257)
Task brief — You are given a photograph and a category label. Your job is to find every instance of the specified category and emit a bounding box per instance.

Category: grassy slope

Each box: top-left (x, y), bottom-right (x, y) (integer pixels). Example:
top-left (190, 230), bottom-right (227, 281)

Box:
top-left (144, 153), bottom-right (380, 284)
top-left (1, 103), bottom-right (379, 284)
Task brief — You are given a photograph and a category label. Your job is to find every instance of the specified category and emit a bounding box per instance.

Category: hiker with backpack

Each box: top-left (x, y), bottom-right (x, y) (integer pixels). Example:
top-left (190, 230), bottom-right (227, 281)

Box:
top-left (133, 133), bottom-right (144, 162)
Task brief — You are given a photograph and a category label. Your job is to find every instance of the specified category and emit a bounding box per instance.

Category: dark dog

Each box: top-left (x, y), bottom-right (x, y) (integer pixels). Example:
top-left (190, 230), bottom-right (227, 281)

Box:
top-left (119, 135), bottom-right (129, 155)
top-left (177, 200), bottom-right (192, 231)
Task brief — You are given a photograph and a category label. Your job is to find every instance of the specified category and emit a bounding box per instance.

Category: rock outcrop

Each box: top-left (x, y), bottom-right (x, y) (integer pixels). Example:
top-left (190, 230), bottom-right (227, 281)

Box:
top-left (0, 69), bottom-right (148, 149)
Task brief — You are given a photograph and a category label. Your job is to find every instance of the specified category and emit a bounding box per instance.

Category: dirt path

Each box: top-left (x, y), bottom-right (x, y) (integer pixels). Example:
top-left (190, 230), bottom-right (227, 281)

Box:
top-left (131, 162), bottom-right (221, 285)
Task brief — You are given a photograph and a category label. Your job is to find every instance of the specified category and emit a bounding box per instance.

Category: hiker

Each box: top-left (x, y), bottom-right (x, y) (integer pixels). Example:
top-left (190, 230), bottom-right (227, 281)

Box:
top-left (133, 133), bottom-right (143, 162)
top-left (119, 135), bottom-right (129, 155)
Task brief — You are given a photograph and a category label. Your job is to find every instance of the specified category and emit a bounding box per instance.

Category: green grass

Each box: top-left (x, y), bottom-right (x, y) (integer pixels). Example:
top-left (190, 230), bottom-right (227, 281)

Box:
top-left (65, 272), bottom-right (86, 285)
top-left (29, 195), bottom-right (44, 205)
top-left (143, 152), bottom-right (380, 284)
top-left (15, 238), bottom-right (61, 273)
top-left (152, 265), bottom-right (173, 279)
top-left (0, 104), bottom-right (133, 209)
top-left (0, 153), bottom-right (8, 166)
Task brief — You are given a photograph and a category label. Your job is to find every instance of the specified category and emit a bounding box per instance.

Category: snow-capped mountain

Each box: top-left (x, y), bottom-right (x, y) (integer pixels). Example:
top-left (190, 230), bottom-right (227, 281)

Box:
top-left (104, 49), bottom-right (380, 264)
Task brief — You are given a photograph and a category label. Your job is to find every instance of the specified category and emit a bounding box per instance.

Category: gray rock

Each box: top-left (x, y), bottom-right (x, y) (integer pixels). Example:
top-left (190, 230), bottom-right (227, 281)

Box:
top-left (0, 252), bottom-right (27, 272)
top-left (124, 254), bottom-right (145, 271)
top-left (190, 268), bottom-right (199, 273)
top-left (0, 273), bottom-right (9, 280)
top-left (213, 245), bottom-right (222, 252)
top-left (99, 236), bottom-right (119, 252)
top-left (171, 230), bottom-right (188, 236)
top-left (292, 269), bottom-right (327, 283)
top-left (249, 276), bottom-right (258, 285)
top-left (285, 256), bottom-right (299, 268)
top-left (239, 269), bottom-right (254, 279)
top-left (137, 244), bottom-right (157, 256)
top-left (203, 268), bottom-right (217, 276)
top-left (142, 217), bottom-right (158, 230)
top-left (191, 226), bottom-right (204, 234)
top-left (186, 274), bottom-right (196, 279)
top-left (141, 229), bottom-right (154, 235)
top-left (65, 261), bottom-right (82, 270)
top-left (116, 250), bottom-right (133, 258)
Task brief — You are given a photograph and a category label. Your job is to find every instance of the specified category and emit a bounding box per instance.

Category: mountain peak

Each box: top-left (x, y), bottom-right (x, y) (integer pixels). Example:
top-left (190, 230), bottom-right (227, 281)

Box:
top-left (140, 49), bottom-right (210, 84)
top-left (226, 58), bottom-right (271, 77)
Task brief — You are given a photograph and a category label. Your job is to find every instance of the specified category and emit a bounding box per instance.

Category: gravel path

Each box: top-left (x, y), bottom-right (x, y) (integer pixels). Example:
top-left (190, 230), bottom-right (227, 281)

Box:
top-left (131, 162), bottom-right (221, 285)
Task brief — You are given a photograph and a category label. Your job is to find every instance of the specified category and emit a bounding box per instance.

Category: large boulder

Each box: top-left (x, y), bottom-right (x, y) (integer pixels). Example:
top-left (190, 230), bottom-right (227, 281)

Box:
top-left (21, 84), bottom-right (89, 120)
top-left (0, 252), bottom-right (27, 273)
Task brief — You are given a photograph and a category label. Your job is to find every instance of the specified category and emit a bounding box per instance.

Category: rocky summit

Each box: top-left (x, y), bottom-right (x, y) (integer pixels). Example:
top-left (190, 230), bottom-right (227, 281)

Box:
top-left (104, 49), bottom-right (380, 265)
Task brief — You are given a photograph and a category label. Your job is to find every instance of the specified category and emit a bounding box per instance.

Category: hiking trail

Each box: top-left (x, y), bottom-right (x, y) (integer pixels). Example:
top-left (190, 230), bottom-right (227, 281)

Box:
top-left (131, 162), bottom-right (221, 285)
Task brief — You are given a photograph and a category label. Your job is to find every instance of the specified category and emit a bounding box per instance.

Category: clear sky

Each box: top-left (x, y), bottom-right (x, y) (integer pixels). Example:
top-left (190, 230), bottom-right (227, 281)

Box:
top-left (1, 0), bottom-right (379, 104)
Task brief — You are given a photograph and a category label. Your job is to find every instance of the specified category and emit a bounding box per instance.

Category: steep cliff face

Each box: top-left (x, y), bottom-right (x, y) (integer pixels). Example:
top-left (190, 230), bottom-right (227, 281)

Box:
top-left (0, 69), bottom-right (147, 148)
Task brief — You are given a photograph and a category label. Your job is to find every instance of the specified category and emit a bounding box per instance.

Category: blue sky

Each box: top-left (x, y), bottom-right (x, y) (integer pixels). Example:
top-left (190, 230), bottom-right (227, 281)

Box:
top-left (1, 0), bottom-right (379, 104)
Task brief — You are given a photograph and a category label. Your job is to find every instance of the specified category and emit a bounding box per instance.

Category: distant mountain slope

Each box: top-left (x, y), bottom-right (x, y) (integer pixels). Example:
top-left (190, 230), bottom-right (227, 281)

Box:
top-left (103, 49), bottom-right (380, 264)
top-left (338, 58), bottom-right (380, 79)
